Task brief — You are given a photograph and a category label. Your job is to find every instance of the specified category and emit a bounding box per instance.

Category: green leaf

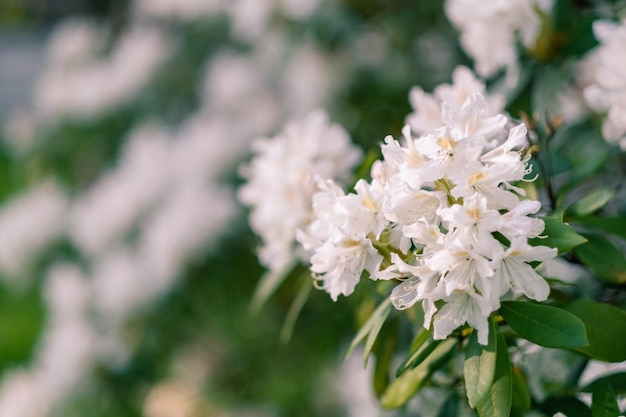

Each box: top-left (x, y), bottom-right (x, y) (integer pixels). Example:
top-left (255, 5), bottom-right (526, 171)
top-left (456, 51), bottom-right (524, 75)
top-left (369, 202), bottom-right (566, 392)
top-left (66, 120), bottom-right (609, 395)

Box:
top-left (591, 381), bottom-right (621, 417)
top-left (343, 298), bottom-right (392, 362)
top-left (541, 395), bottom-right (592, 417)
top-left (396, 334), bottom-right (440, 377)
top-left (372, 317), bottom-right (398, 398)
top-left (511, 366), bottom-right (531, 413)
top-left (500, 301), bottom-right (588, 348)
top-left (381, 337), bottom-right (457, 409)
top-left (279, 278), bottom-right (312, 344)
top-left (566, 188), bottom-right (614, 218)
top-left (573, 233), bottom-right (626, 284)
top-left (476, 327), bottom-right (512, 417)
top-left (437, 392), bottom-right (459, 417)
top-left (583, 373), bottom-right (626, 396)
top-left (529, 216), bottom-right (587, 254)
top-left (250, 260), bottom-right (298, 312)
top-left (565, 300), bottom-right (626, 362)
top-left (464, 318), bottom-right (498, 408)
top-left (574, 216), bottom-right (626, 240)
top-left (364, 301), bottom-right (391, 367)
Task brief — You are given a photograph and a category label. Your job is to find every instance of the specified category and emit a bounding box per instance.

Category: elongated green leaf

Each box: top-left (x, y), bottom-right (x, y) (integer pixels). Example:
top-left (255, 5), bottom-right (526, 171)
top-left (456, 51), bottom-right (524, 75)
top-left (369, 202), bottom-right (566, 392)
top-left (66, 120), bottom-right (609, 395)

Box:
top-left (591, 381), bottom-right (620, 417)
top-left (396, 334), bottom-right (440, 377)
top-left (250, 260), bottom-right (297, 312)
top-left (279, 278), bottom-right (312, 344)
top-left (574, 233), bottom-right (626, 284)
top-left (565, 300), bottom-right (626, 362)
top-left (500, 301), bottom-right (588, 348)
top-left (343, 298), bottom-right (392, 361)
top-left (574, 216), bottom-right (626, 240)
top-left (583, 373), bottom-right (626, 395)
top-left (373, 317), bottom-right (398, 398)
top-left (566, 188), bottom-right (614, 218)
top-left (530, 216), bottom-right (587, 254)
top-left (464, 318), bottom-right (497, 408)
top-left (364, 302), bottom-right (391, 367)
top-left (476, 327), bottom-right (512, 417)
top-left (409, 327), bottom-right (432, 352)
top-left (511, 366), bottom-right (531, 413)
top-left (381, 338), bottom-right (457, 409)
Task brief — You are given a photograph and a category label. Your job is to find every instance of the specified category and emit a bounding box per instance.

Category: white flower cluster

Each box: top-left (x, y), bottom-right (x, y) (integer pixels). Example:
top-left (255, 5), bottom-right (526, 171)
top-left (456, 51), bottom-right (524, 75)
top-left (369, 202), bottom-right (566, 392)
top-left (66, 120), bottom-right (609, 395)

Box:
top-left (406, 66), bottom-right (506, 136)
top-left (35, 23), bottom-right (170, 121)
top-left (0, 183), bottom-right (67, 279)
top-left (581, 19), bottom-right (626, 150)
top-left (445, 0), bottom-right (553, 80)
top-left (239, 110), bottom-right (362, 272)
top-left (0, 3), bottom-right (345, 412)
top-left (299, 93), bottom-right (557, 344)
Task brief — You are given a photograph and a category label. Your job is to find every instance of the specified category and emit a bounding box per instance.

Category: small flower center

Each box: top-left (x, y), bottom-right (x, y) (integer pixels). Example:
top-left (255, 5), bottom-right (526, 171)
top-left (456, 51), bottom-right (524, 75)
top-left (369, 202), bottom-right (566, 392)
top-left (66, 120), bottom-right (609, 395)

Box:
top-left (468, 171), bottom-right (487, 185)
top-left (437, 136), bottom-right (457, 152)
top-left (467, 207), bottom-right (482, 220)
top-left (362, 195), bottom-right (378, 210)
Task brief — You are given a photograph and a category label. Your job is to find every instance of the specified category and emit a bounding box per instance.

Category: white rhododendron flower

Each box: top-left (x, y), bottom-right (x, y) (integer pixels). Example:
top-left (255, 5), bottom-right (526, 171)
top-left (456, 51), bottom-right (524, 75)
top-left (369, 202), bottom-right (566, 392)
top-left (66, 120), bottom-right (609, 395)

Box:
top-left (445, 0), bottom-right (553, 81)
top-left (239, 110), bottom-right (363, 272)
top-left (406, 66), bottom-right (506, 135)
top-left (300, 92), bottom-right (556, 344)
top-left (581, 19), bottom-right (626, 150)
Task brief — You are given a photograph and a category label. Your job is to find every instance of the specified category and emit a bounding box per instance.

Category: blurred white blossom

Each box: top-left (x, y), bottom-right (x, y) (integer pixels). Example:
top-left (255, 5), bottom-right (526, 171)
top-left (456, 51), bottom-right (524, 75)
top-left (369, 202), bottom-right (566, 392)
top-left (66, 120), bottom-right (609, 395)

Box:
top-left (581, 19), bottom-right (626, 149)
top-left (239, 110), bottom-right (363, 272)
top-left (445, 0), bottom-right (553, 81)
top-left (134, 0), bottom-right (222, 20)
top-left (0, 182), bottom-right (67, 278)
top-left (0, 264), bottom-right (95, 417)
top-left (35, 24), bottom-right (170, 120)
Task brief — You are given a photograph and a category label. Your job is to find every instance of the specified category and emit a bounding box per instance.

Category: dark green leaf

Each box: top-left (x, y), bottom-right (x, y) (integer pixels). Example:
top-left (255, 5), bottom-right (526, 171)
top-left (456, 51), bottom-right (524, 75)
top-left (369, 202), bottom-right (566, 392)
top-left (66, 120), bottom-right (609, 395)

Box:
top-left (464, 318), bottom-right (497, 408)
top-left (529, 216), bottom-right (587, 254)
top-left (511, 366), bottom-right (531, 413)
top-left (396, 334), bottom-right (440, 377)
top-left (565, 300), bottom-right (626, 362)
top-left (250, 260), bottom-right (298, 312)
top-left (500, 301), bottom-right (588, 348)
top-left (279, 278), bottom-right (312, 344)
top-left (566, 189), bottom-right (614, 218)
top-left (476, 327), bottom-right (512, 417)
top-left (344, 298), bottom-right (392, 362)
top-left (437, 392), bottom-right (460, 417)
top-left (574, 216), bottom-right (626, 240)
top-left (373, 317), bottom-right (398, 398)
top-left (591, 381), bottom-right (621, 417)
top-left (364, 300), bottom-right (391, 367)
top-left (574, 233), bottom-right (626, 284)
top-left (381, 338), bottom-right (457, 409)
top-left (583, 373), bottom-right (626, 395)
top-left (541, 395), bottom-right (592, 417)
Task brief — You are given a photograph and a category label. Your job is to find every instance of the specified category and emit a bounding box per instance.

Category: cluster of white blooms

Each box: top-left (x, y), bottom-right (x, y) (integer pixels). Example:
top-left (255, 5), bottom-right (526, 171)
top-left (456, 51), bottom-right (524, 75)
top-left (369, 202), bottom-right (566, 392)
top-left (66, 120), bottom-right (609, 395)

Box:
top-left (239, 110), bottom-right (363, 272)
top-left (445, 0), bottom-right (553, 81)
top-left (406, 65), bottom-right (506, 135)
top-left (35, 23), bottom-right (170, 121)
top-left (580, 19), bottom-right (626, 150)
top-left (0, 264), bottom-right (95, 417)
top-left (0, 0), bottom-right (344, 412)
top-left (0, 183), bottom-right (67, 278)
top-left (227, 0), bottom-right (320, 42)
top-left (299, 92), bottom-right (557, 344)
top-left (0, 117), bottom-right (241, 416)
top-left (134, 0), bottom-right (222, 20)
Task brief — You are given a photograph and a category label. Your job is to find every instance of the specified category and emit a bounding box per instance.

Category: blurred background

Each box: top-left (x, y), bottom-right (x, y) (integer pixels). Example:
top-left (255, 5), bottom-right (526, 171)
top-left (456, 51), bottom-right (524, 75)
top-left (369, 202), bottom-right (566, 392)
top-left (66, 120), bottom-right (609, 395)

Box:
top-left (0, 0), bottom-right (469, 416)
